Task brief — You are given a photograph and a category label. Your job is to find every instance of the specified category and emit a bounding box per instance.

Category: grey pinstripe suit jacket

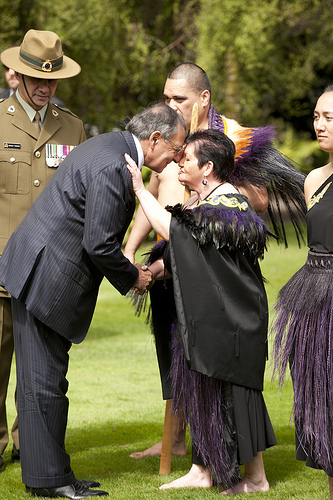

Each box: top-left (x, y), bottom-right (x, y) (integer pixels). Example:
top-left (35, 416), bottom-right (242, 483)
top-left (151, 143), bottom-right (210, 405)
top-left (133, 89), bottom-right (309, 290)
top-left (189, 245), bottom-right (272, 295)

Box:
top-left (0, 130), bottom-right (139, 343)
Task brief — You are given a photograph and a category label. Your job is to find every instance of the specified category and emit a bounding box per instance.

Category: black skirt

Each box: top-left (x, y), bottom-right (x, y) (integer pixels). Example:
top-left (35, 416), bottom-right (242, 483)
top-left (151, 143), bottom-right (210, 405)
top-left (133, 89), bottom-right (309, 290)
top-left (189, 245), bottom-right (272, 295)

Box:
top-left (191, 384), bottom-right (276, 470)
top-left (233, 384), bottom-right (276, 464)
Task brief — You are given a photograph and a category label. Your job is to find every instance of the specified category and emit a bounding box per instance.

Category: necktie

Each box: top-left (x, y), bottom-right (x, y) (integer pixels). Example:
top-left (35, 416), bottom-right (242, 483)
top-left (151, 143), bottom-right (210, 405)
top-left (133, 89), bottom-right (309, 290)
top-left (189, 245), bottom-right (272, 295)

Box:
top-left (34, 111), bottom-right (41, 134)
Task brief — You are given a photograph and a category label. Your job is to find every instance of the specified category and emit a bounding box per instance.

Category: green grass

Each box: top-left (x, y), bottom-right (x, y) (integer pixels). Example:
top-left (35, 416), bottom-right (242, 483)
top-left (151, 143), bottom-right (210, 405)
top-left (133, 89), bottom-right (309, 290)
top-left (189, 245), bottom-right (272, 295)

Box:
top-left (1, 226), bottom-right (330, 499)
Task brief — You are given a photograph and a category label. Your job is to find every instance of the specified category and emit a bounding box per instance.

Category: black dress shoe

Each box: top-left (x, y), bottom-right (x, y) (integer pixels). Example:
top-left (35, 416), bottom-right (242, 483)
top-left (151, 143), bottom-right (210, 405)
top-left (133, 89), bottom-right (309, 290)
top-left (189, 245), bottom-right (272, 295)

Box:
top-left (26, 480), bottom-right (108, 498)
top-left (11, 443), bottom-right (20, 462)
top-left (77, 480), bottom-right (101, 489)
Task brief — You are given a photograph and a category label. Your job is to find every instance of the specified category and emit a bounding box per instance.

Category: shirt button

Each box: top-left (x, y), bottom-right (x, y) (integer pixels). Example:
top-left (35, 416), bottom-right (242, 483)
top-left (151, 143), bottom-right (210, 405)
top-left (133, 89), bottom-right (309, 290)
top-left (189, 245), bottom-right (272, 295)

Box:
top-left (33, 179), bottom-right (40, 187)
top-left (35, 151), bottom-right (41, 158)
top-left (10, 157), bottom-right (15, 163)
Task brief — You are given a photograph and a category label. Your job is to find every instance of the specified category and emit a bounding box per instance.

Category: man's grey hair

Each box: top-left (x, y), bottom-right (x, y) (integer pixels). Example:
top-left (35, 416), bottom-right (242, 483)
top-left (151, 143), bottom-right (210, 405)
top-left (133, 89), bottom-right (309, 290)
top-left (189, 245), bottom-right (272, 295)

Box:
top-left (126, 102), bottom-right (187, 140)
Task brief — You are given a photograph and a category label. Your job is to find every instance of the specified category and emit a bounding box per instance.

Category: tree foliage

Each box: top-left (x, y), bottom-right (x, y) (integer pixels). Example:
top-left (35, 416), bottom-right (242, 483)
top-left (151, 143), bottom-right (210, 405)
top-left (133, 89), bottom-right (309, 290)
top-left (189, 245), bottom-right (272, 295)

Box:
top-left (0, 0), bottom-right (199, 135)
top-left (0, 0), bottom-right (331, 168)
top-left (197, 0), bottom-right (333, 135)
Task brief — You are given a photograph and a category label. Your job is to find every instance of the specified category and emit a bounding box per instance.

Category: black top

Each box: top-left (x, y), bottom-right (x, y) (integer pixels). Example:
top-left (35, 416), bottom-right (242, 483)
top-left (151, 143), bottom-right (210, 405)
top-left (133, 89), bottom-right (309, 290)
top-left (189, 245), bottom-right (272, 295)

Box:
top-left (307, 173), bottom-right (333, 253)
top-left (168, 194), bottom-right (270, 391)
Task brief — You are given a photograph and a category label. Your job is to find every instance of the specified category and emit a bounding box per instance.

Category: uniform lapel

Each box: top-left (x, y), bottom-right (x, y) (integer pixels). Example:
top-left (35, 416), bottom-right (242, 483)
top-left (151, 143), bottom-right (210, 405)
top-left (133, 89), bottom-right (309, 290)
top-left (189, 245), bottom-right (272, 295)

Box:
top-left (7, 95), bottom-right (60, 147)
top-left (10, 101), bottom-right (39, 140)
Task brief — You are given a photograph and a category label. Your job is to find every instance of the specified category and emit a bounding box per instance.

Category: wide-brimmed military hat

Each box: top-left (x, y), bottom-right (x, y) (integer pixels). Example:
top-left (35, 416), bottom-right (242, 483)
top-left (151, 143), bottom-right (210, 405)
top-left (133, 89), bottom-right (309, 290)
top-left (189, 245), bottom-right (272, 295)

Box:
top-left (0, 29), bottom-right (81, 79)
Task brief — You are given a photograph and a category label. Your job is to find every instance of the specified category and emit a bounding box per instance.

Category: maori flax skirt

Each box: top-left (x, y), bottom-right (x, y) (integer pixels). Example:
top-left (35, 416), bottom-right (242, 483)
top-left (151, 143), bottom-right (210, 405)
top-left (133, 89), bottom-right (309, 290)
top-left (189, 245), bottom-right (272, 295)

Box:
top-left (272, 250), bottom-right (333, 475)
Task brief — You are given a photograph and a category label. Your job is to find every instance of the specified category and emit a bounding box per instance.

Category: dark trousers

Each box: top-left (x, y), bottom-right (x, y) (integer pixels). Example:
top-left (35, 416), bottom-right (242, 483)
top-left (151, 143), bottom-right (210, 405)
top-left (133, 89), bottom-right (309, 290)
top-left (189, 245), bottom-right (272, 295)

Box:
top-left (12, 298), bottom-right (75, 488)
top-left (150, 279), bottom-right (176, 400)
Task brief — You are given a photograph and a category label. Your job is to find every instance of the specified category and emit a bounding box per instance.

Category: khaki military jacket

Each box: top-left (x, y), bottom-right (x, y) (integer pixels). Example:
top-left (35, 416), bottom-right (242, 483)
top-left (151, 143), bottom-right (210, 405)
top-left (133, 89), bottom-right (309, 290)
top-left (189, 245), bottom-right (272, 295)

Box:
top-left (0, 93), bottom-right (86, 296)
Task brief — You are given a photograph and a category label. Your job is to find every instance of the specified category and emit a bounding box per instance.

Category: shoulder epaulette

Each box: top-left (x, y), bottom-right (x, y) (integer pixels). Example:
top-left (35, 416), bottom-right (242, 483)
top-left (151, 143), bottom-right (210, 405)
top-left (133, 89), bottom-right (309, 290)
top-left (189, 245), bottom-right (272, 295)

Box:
top-left (51, 103), bottom-right (80, 119)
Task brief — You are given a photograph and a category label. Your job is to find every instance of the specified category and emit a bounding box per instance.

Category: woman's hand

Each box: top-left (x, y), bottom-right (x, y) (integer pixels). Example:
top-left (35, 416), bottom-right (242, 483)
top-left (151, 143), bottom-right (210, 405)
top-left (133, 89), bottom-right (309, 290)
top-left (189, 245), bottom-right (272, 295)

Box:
top-left (125, 153), bottom-right (145, 196)
top-left (124, 154), bottom-right (171, 241)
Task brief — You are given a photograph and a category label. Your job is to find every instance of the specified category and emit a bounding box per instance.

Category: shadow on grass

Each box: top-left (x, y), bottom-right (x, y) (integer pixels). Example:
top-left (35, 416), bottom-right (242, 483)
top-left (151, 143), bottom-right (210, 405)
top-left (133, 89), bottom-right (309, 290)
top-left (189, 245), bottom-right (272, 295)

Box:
top-left (66, 419), bottom-right (191, 480)
top-left (1, 420), bottom-right (316, 499)
top-left (65, 419), bottom-right (301, 486)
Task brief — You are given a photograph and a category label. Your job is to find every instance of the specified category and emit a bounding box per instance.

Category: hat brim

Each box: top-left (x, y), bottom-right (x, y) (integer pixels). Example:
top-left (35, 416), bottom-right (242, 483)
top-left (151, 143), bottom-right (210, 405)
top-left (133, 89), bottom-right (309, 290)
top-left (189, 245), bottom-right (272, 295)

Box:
top-left (0, 46), bottom-right (81, 79)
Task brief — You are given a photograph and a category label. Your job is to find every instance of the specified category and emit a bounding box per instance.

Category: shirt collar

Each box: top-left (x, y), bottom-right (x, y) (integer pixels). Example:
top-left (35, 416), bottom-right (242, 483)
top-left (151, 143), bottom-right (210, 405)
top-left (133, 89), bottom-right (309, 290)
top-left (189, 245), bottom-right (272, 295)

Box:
top-left (15, 89), bottom-right (48, 125)
top-left (132, 134), bottom-right (144, 170)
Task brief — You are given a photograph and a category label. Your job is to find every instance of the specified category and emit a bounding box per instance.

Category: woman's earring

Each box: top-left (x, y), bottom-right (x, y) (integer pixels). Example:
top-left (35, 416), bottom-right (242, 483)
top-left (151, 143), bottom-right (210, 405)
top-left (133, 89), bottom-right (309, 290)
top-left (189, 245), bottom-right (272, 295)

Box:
top-left (202, 177), bottom-right (208, 186)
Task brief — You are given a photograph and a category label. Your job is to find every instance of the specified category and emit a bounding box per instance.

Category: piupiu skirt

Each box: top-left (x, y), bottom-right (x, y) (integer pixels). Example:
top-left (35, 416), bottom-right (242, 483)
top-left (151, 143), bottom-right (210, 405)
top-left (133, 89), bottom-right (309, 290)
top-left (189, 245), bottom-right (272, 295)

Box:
top-left (171, 325), bottom-right (276, 487)
top-left (272, 250), bottom-right (333, 476)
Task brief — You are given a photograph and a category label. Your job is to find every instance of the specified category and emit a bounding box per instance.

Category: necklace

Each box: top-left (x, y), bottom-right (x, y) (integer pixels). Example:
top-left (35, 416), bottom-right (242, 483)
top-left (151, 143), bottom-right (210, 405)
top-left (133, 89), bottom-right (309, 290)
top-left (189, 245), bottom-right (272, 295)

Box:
top-left (186, 183), bottom-right (238, 208)
top-left (203, 182), bottom-right (239, 200)
top-left (203, 183), bottom-right (225, 200)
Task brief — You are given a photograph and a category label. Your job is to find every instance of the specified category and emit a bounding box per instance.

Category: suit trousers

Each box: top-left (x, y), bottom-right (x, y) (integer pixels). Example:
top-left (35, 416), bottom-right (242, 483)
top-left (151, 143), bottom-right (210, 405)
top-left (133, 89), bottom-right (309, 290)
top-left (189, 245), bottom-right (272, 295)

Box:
top-left (11, 298), bottom-right (75, 488)
top-left (0, 297), bottom-right (19, 454)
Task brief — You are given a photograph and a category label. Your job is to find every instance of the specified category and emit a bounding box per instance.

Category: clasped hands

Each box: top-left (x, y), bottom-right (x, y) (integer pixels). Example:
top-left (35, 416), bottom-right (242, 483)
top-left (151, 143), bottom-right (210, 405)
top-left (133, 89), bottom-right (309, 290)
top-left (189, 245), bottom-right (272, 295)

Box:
top-left (132, 264), bottom-right (155, 295)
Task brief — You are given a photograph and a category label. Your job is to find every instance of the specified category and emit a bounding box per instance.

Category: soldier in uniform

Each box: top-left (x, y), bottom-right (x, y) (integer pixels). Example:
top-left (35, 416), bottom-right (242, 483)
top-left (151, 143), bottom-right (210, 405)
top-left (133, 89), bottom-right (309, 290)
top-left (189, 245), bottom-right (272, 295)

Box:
top-left (0, 29), bottom-right (85, 473)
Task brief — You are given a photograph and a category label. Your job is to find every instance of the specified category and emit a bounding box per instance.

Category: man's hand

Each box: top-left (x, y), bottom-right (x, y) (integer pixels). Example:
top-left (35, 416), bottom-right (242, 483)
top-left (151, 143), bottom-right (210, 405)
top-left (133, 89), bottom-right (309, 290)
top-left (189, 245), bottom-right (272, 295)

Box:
top-left (132, 264), bottom-right (154, 295)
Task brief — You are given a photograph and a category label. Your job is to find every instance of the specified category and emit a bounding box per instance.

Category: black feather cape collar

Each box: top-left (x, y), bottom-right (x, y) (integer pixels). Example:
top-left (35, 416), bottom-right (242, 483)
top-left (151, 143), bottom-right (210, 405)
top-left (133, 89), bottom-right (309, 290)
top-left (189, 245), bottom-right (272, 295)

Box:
top-left (164, 194), bottom-right (275, 261)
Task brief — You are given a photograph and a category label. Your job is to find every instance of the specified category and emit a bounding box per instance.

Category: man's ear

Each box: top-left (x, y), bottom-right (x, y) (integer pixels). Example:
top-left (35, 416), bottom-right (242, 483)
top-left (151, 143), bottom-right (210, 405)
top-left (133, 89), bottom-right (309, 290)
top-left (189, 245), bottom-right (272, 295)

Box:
top-left (200, 89), bottom-right (210, 109)
top-left (149, 131), bottom-right (162, 148)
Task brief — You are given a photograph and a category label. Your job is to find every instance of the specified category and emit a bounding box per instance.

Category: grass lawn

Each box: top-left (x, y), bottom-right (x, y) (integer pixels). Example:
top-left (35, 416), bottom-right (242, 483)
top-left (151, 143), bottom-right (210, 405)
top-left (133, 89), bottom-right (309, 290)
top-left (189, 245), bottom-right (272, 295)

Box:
top-left (1, 225), bottom-right (330, 499)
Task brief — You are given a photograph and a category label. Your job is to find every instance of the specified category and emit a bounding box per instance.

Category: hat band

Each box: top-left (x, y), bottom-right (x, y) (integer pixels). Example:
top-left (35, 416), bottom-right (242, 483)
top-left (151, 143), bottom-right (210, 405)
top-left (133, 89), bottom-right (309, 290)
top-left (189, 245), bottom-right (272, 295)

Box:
top-left (19, 48), bottom-right (63, 73)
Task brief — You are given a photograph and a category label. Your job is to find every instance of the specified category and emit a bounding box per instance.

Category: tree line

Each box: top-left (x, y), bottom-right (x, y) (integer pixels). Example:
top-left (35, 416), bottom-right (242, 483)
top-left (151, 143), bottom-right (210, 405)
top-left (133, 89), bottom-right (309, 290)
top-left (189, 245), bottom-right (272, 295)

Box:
top-left (1, 0), bottom-right (332, 169)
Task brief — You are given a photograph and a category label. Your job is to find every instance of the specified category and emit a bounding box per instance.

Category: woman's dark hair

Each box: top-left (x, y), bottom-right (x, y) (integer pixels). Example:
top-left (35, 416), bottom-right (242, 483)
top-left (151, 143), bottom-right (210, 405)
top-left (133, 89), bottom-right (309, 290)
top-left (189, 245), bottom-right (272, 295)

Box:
top-left (321, 83), bottom-right (333, 95)
top-left (185, 129), bottom-right (235, 183)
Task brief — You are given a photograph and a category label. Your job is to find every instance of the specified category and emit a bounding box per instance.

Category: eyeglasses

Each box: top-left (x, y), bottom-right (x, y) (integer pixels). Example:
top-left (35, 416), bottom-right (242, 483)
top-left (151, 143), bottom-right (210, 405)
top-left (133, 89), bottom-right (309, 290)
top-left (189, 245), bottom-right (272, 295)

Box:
top-left (163, 136), bottom-right (185, 155)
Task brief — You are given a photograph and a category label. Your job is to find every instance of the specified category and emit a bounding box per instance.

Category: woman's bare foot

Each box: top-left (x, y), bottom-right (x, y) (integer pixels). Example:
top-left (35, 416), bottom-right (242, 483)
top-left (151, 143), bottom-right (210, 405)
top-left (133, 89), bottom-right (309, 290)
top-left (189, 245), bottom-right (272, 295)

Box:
top-left (130, 440), bottom-right (163, 458)
top-left (220, 476), bottom-right (269, 495)
top-left (159, 464), bottom-right (213, 490)
top-left (130, 412), bottom-right (187, 458)
top-left (130, 439), bottom-right (187, 458)
top-left (221, 453), bottom-right (269, 495)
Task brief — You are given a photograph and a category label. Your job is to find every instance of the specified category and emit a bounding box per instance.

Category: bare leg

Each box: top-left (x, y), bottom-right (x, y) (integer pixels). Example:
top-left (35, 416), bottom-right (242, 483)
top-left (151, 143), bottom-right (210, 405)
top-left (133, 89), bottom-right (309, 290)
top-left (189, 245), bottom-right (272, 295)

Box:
top-left (159, 464), bottom-right (213, 490)
top-left (329, 475), bottom-right (333, 500)
top-left (220, 452), bottom-right (269, 495)
top-left (130, 412), bottom-right (187, 458)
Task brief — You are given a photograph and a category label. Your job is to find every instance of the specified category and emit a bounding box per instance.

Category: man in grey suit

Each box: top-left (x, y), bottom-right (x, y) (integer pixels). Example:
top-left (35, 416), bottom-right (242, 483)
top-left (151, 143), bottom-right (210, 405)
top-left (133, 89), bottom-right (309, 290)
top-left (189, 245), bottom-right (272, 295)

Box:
top-left (0, 66), bottom-right (19, 99)
top-left (0, 102), bottom-right (187, 499)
